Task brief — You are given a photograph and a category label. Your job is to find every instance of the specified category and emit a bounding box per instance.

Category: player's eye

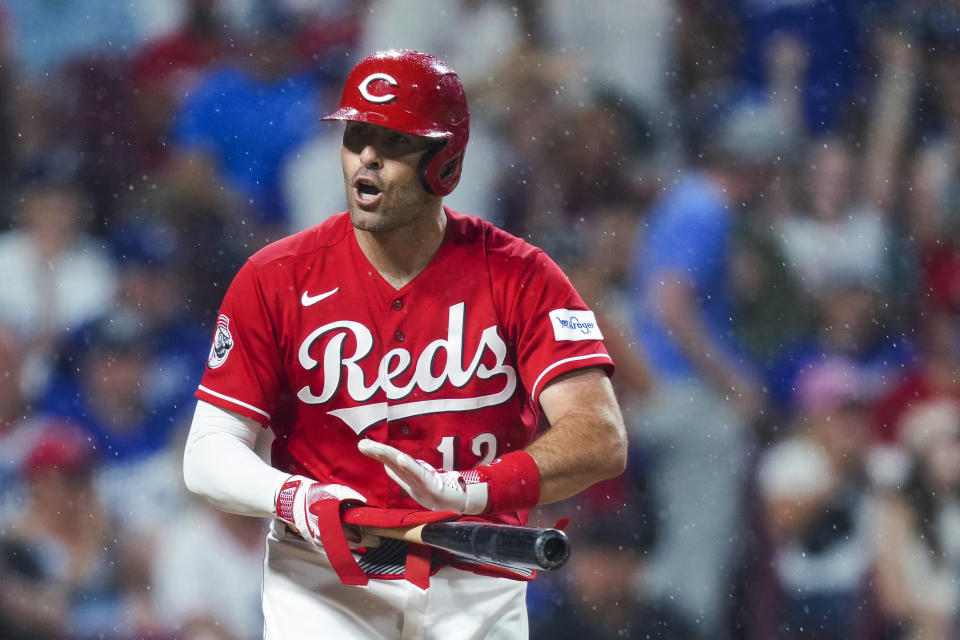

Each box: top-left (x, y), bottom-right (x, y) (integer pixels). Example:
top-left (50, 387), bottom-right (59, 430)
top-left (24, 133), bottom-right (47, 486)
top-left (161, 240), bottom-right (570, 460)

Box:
top-left (389, 133), bottom-right (434, 157)
top-left (343, 124), bottom-right (372, 151)
top-left (385, 133), bottom-right (412, 150)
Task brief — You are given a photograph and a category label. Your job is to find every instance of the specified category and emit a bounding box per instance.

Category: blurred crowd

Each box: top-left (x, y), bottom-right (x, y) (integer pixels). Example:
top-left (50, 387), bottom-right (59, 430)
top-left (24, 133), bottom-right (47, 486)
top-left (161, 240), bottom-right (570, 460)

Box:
top-left (1, 0), bottom-right (960, 639)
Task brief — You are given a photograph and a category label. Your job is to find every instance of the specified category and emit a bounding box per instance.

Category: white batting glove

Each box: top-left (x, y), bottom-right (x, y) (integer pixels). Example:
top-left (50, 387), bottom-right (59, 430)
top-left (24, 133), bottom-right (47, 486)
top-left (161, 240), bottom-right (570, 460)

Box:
top-left (274, 475), bottom-right (379, 549)
top-left (358, 440), bottom-right (489, 514)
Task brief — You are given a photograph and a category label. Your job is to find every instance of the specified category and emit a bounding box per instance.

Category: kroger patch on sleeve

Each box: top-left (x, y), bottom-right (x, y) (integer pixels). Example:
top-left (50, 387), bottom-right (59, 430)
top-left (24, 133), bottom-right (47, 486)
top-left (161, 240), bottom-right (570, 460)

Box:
top-left (548, 309), bottom-right (604, 342)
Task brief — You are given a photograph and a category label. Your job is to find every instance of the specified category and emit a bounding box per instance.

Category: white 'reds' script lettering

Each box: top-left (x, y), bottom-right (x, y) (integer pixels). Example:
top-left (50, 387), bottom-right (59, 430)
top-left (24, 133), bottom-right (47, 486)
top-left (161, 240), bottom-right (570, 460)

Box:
top-left (297, 303), bottom-right (517, 434)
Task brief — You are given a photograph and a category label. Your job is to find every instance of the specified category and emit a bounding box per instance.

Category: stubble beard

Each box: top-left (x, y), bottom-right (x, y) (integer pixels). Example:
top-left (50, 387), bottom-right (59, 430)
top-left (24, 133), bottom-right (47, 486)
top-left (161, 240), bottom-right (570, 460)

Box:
top-left (346, 174), bottom-right (437, 234)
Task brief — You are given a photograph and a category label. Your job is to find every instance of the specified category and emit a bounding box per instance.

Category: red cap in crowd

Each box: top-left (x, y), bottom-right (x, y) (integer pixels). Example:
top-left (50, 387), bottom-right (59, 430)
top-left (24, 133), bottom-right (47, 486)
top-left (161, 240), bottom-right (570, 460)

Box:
top-left (23, 422), bottom-right (96, 480)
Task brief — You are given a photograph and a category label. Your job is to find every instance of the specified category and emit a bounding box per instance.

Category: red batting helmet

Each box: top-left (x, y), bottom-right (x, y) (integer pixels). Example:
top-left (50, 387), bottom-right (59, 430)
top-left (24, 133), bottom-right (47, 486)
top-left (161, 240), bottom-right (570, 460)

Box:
top-left (322, 49), bottom-right (470, 197)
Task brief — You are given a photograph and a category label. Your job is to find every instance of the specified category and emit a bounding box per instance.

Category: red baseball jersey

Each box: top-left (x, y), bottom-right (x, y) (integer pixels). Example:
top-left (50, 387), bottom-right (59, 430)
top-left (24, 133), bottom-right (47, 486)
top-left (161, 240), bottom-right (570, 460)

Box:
top-left (196, 208), bottom-right (614, 526)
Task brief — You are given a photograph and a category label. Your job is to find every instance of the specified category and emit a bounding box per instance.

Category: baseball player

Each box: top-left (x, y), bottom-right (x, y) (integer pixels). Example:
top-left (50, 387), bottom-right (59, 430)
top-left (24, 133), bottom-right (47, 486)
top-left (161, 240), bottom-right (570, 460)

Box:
top-left (182, 49), bottom-right (628, 639)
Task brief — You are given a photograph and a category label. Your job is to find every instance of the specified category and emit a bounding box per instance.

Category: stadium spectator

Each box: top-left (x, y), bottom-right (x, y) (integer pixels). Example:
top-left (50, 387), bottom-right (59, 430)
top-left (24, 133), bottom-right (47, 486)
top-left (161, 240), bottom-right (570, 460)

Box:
top-left (873, 398), bottom-right (960, 639)
top-left (726, 215), bottom-right (810, 375)
top-left (128, 0), bottom-right (229, 172)
top-left (109, 152), bottom-right (255, 322)
top-left (152, 506), bottom-right (267, 640)
top-left (0, 424), bottom-right (155, 639)
top-left (872, 306), bottom-right (960, 445)
top-left (42, 318), bottom-right (179, 461)
top-left (168, 12), bottom-right (324, 230)
top-left (0, 179), bottom-right (116, 335)
top-left (541, 0), bottom-right (675, 120)
top-left (492, 49), bottom-right (581, 238)
top-left (756, 358), bottom-right (876, 640)
top-left (774, 137), bottom-right (892, 296)
top-left (529, 447), bottom-right (693, 640)
top-left (766, 276), bottom-right (917, 414)
top-left (0, 325), bottom-right (44, 527)
top-left (628, 100), bottom-right (786, 637)
top-left (729, 0), bottom-right (894, 133)
top-left (106, 220), bottom-right (210, 409)
top-left (492, 53), bottom-right (654, 240)
top-left (530, 518), bottom-right (696, 640)
top-left (0, 179), bottom-right (118, 394)
top-left (40, 315), bottom-right (193, 537)
top-left (771, 27), bottom-right (917, 300)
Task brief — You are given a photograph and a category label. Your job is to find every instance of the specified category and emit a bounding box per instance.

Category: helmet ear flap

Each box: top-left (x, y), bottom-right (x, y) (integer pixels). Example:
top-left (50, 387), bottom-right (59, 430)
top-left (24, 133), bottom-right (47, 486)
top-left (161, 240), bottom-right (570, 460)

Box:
top-left (434, 151), bottom-right (464, 194)
top-left (416, 141), bottom-right (444, 195)
top-left (438, 153), bottom-right (463, 181)
top-left (417, 140), bottom-right (464, 197)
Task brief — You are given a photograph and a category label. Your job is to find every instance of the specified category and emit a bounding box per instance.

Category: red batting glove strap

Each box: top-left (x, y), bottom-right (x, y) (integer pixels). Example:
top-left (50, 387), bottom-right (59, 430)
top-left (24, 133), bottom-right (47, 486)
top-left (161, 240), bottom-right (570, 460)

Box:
top-left (276, 477), bottom-right (369, 585)
top-left (472, 450), bottom-right (541, 515)
top-left (405, 541), bottom-right (433, 590)
top-left (312, 499), bottom-right (368, 586)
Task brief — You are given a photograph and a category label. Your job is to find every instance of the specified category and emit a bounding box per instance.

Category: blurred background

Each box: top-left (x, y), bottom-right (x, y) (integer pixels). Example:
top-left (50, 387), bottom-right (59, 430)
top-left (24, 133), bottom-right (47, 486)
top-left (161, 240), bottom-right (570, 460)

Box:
top-left (1, 0), bottom-right (959, 638)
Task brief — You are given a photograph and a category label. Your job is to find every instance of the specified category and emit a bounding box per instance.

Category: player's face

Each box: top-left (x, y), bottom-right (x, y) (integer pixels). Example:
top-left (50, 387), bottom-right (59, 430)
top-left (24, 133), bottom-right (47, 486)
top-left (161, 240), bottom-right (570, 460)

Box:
top-left (341, 122), bottom-right (438, 233)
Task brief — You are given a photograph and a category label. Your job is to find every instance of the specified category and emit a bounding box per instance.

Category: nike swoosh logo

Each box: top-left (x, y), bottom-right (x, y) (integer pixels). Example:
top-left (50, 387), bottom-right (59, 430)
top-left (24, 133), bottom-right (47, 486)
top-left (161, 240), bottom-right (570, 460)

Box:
top-left (301, 287), bottom-right (339, 306)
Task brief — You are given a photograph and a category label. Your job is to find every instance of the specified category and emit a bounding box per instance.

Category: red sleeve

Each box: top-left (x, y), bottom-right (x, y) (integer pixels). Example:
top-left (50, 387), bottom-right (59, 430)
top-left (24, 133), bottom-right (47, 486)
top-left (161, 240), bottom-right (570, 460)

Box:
top-left (502, 250), bottom-right (614, 403)
top-left (195, 260), bottom-right (285, 425)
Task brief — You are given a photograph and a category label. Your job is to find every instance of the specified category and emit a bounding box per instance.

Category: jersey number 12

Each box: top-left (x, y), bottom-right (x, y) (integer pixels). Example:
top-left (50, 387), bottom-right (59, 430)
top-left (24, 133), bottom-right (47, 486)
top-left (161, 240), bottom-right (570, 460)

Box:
top-left (436, 434), bottom-right (497, 471)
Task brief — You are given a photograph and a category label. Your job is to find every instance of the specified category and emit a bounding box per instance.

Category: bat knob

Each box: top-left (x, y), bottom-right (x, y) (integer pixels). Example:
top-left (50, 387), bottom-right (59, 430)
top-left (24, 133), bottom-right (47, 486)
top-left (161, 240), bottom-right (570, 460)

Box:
top-left (535, 529), bottom-right (571, 570)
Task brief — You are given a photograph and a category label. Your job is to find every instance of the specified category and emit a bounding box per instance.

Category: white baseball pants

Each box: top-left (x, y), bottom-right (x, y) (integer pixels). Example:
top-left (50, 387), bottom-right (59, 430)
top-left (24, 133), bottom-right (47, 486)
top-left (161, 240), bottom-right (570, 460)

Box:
top-left (261, 521), bottom-right (529, 639)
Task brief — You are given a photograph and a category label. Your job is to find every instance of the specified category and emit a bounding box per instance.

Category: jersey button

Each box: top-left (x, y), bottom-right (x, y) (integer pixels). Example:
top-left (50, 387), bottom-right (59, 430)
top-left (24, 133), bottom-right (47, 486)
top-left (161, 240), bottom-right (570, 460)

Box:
top-left (392, 299), bottom-right (404, 311)
top-left (394, 330), bottom-right (405, 342)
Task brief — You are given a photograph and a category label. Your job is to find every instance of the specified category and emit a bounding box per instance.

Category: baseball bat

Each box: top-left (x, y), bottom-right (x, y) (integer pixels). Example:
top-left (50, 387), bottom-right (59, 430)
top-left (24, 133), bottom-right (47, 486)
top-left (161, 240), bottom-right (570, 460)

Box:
top-left (362, 521), bottom-right (571, 570)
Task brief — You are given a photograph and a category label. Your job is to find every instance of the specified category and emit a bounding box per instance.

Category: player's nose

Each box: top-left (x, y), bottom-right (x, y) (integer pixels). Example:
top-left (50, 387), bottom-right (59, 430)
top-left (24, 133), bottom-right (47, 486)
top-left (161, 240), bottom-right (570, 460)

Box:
top-left (359, 143), bottom-right (383, 169)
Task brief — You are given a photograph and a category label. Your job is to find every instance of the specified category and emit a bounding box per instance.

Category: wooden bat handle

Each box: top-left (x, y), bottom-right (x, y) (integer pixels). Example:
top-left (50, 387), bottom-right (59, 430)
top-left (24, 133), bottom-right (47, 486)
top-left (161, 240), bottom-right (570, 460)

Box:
top-left (362, 524), bottom-right (426, 544)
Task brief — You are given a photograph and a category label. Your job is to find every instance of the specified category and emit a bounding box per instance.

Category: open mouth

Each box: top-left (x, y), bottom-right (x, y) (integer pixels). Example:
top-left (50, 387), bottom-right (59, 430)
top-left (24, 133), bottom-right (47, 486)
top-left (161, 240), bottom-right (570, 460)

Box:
top-left (354, 179), bottom-right (382, 204)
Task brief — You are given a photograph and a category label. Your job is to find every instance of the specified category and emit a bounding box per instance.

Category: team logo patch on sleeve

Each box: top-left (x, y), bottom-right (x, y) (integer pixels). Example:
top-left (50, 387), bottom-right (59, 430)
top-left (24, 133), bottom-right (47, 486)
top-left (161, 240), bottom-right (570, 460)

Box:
top-left (548, 309), bottom-right (603, 341)
top-left (207, 314), bottom-right (235, 369)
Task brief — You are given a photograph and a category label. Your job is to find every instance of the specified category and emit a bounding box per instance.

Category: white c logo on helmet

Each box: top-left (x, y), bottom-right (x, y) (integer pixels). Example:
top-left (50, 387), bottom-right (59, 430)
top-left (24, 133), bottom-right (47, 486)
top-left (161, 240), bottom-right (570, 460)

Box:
top-left (359, 73), bottom-right (398, 104)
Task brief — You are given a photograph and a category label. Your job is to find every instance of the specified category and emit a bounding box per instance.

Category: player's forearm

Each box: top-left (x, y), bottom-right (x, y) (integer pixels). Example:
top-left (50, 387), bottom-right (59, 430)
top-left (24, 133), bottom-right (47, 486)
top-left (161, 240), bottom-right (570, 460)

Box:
top-left (526, 408), bottom-right (627, 505)
top-left (183, 400), bottom-right (288, 518)
top-left (531, 370), bottom-right (628, 505)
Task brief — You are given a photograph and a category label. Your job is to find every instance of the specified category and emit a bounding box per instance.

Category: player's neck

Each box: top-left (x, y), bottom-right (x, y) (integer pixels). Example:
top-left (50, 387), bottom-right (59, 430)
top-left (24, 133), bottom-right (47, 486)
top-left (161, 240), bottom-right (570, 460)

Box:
top-left (354, 205), bottom-right (448, 290)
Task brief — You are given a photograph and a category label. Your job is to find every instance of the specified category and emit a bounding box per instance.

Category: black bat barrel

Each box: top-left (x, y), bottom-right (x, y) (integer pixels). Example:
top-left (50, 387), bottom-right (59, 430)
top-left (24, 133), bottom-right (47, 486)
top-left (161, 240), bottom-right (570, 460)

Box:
top-left (420, 522), bottom-right (571, 570)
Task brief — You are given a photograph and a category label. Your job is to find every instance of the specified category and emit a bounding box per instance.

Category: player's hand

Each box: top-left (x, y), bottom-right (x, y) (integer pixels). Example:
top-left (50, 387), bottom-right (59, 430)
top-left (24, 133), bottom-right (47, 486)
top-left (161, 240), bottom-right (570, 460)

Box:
top-left (358, 440), bottom-right (489, 514)
top-left (274, 475), bottom-right (379, 549)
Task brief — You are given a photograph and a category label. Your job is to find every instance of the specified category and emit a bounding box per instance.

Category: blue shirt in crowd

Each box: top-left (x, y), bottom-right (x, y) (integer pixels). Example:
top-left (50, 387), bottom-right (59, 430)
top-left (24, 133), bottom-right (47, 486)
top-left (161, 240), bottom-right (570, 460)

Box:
top-left (632, 172), bottom-right (741, 380)
top-left (172, 66), bottom-right (322, 225)
top-left (731, 0), bottom-right (897, 132)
